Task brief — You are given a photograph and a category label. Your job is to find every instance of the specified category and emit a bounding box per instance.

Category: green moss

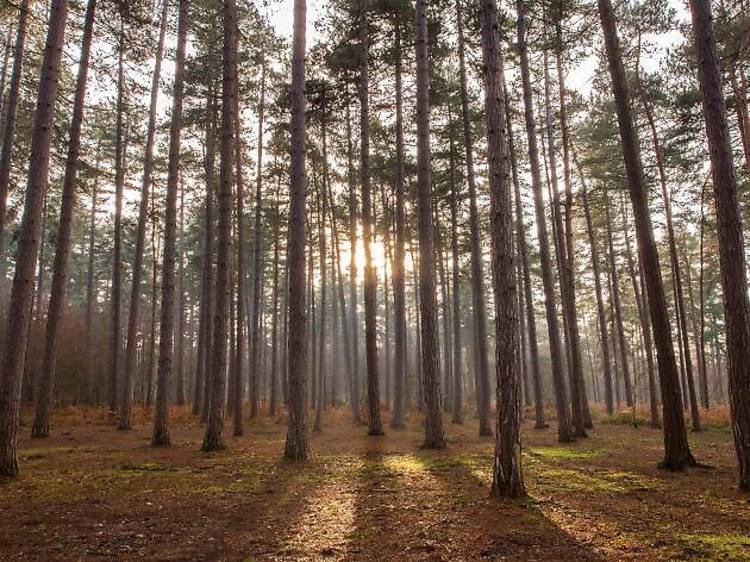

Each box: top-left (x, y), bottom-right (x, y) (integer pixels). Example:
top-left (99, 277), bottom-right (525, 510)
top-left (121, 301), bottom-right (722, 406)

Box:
top-left (680, 534), bottom-right (750, 561)
top-left (527, 447), bottom-right (599, 460)
top-left (532, 467), bottom-right (659, 494)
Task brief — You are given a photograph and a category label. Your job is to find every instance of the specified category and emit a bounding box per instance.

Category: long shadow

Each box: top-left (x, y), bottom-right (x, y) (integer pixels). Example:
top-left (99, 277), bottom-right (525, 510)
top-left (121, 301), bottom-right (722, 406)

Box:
top-left (412, 448), bottom-right (608, 561)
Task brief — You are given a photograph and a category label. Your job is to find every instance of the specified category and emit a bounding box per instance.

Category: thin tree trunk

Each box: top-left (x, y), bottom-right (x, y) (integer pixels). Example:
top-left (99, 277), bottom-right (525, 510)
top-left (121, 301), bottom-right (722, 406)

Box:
top-left (448, 106), bottom-right (463, 425)
top-left (32, 0), bottom-right (96, 438)
top-left (0, 0), bottom-right (68, 477)
top-left (203, 0), bottom-right (237, 452)
top-left (597, 0), bottom-right (696, 469)
top-left (360, 0), bottom-right (384, 436)
top-left (0, 0), bottom-right (29, 259)
top-left (456, 0), bottom-right (491, 436)
top-left (391, 10), bottom-right (407, 429)
top-left (120, 0), bottom-right (169, 429)
top-left (346, 87), bottom-right (361, 425)
top-left (85, 146), bottom-right (101, 400)
top-left (516, 0), bottom-right (573, 442)
top-left (152, 0), bottom-right (188, 446)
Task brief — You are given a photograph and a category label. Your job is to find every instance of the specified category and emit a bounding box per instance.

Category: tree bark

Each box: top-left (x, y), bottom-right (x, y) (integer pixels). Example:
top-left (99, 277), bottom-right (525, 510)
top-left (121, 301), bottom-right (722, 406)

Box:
top-left (479, 0), bottom-right (525, 497)
top-left (415, 0), bottom-right (444, 449)
top-left (597, 0), bottom-right (695, 469)
top-left (152, 0), bottom-right (188, 446)
top-left (689, 0), bottom-right (750, 489)
top-left (0, 0), bottom-right (29, 259)
top-left (283, 0), bottom-right (309, 459)
top-left (0, 0), bottom-right (68, 477)
top-left (456, 0), bottom-right (491, 436)
top-left (516, 0), bottom-right (573, 442)
top-left (360, 0), bottom-right (384, 436)
top-left (120, 0), bottom-right (169, 429)
top-left (203, 0), bottom-right (236, 452)
top-left (32, 0), bottom-right (96, 438)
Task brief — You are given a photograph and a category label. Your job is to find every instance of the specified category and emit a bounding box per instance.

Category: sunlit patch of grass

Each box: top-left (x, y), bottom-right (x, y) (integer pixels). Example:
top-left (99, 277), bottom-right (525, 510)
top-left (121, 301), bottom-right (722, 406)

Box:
top-left (532, 467), bottom-right (660, 494)
top-left (527, 447), bottom-right (599, 460)
top-left (679, 533), bottom-right (750, 561)
top-left (382, 454), bottom-right (427, 474)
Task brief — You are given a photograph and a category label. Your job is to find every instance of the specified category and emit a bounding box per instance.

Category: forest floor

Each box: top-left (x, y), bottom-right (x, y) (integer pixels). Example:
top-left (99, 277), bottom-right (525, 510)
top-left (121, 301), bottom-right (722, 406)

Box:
top-left (1, 405), bottom-right (749, 561)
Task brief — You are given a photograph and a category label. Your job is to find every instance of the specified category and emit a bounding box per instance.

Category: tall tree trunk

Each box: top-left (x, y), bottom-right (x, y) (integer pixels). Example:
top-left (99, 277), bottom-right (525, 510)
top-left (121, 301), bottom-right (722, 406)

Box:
top-left (152, 0), bottom-right (188, 446)
top-left (0, 0), bottom-right (29, 259)
top-left (249, 54), bottom-right (266, 419)
top-left (314, 166), bottom-right (327, 432)
top-left (176, 176), bottom-right (186, 407)
top-left (597, 0), bottom-right (696, 469)
top-left (109, 23), bottom-right (126, 415)
top-left (448, 107), bottom-right (463, 425)
top-left (391, 11), bottom-right (407, 429)
top-left (360, 0), bottom-right (384, 436)
top-left (203, 0), bottom-right (236, 452)
top-left (543, 43), bottom-right (586, 438)
top-left (120, 0), bottom-right (169, 429)
top-left (556, 40), bottom-right (592, 429)
top-left (507, 103), bottom-right (546, 429)
top-left (456, 0), bottom-right (491, 436)
top-left (479, 0), bottom-right (525, 497)
top-left (283, 0), bottom-right (309, 460)
top-left (415, 0), bottom-right (445, 449)
top-left (576, 159), bottom-right (615, 415)
top-left (85, 146), bottom-right (101, 401)
top-left (232, 53), bottom-right (247, 436)
top-left (346, 87), bottom-right (361, 425)
top-left (689, 0), bottom-right (750, 489)
top-left (516, 0), bottom-right (573, 442)
top-left (0, 0), bottom-right (68, 477)
top-left (269, 182), bottom-right (281, 416)
top-left (32, 0), bottom-right (96, 438)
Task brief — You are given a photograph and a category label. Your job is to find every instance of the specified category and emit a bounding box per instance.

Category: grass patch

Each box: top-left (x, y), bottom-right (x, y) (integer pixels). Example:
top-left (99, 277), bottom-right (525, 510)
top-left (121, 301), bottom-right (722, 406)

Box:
top-left (527, 447), bottom-right (599, 460)
top-left (680, 534), bottom-right (750, 561)
top-left (532, 467), bottom-right (659, 494)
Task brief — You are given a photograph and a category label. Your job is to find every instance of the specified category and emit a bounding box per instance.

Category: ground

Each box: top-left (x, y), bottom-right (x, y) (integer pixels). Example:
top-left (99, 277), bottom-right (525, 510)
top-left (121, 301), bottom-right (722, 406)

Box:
top-left (1, 405), bottom-right (749, 561)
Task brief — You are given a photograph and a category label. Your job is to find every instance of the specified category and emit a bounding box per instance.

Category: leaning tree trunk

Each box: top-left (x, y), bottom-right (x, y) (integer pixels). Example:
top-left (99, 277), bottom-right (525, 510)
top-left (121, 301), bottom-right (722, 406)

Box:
top-left (0, 0), bottom-right (68, 477)
top-left (203, 0), bottom-right (237, 452)
top-left (0, 0), bottom-right (29, 260)
top-left (120, 0), bottom-right (169, 430)
top-left (415, 0), bottom-right (445, 449)
top-left (516, 0), bottom-right (573, 443)
top-left (479, 0), bottom-right (525, 498)
top-left (283, 0), bottom-right (310, 460)
top-left (597, 0), bottom-right (696, 469)
top-left (32, 0), bottom-right (96, 439)
top-left (152, 0), bottom-right (188, 447)
top-left (456, 0), bottom-right (491, 436)
top-left (689, 0), bottom-right (750, 489)
top-left (360, 0), bottom-right (384, 437)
